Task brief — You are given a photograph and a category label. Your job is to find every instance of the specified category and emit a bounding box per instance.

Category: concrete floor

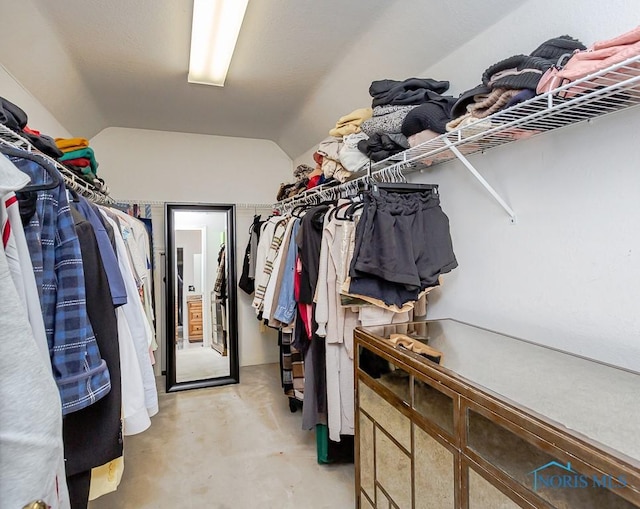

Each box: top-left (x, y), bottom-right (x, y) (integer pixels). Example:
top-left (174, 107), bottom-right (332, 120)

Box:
top-left (176, 346), bottom-right (230, 382)
top-left (89, 363), bottom-right (355, 509)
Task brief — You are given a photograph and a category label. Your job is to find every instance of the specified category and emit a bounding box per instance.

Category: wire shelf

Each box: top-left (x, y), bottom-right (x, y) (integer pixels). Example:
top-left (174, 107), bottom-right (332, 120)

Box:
top-left (274, 54), bottom-right (640, 215)
top-left (0, 123), bottom-right (114, 205)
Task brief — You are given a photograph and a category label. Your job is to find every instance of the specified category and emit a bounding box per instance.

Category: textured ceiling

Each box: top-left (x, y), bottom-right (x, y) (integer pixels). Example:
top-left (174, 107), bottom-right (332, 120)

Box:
top-left (1, 0), bottom-right (528, 158)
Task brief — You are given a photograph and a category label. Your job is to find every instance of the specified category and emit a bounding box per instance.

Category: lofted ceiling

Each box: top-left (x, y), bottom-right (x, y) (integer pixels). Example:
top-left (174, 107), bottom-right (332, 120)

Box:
top-left (0, 0), bottom-right (528, 159)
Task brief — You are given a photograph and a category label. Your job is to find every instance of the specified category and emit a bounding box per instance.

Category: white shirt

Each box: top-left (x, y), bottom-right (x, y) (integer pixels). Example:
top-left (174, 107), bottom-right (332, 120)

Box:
top-left (100, 210), bottom-right (158, 429)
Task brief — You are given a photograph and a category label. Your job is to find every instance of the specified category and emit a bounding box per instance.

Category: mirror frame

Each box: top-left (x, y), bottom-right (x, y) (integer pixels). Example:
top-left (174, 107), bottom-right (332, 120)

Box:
top-left (165, 202), bottom-right (239, 392)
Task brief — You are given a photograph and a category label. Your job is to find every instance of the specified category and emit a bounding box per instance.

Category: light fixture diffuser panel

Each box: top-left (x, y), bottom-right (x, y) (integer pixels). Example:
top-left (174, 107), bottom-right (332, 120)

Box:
top-left (188, 0), bottom-right (249, 86)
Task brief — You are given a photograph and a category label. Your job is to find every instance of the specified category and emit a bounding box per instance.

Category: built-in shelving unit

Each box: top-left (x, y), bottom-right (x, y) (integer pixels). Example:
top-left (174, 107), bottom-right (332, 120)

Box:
top-left (275, 54), bottom-right (640, 221)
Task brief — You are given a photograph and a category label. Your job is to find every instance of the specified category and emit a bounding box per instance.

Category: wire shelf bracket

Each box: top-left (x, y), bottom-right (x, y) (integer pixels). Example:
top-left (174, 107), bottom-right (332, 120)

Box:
top-left (443, 138), bottom-right (517, 224)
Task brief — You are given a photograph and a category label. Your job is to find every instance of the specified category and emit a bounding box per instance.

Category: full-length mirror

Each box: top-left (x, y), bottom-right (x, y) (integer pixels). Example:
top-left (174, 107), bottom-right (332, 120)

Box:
top-left (165, 203), bottom-right (238, 391)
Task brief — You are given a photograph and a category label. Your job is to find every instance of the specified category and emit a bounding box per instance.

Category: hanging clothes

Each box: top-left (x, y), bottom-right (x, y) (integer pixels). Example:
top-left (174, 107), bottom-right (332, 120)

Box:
top-left (0, 154), bottom-right (70, 509)
top-left (62, 206), bottom-right (123, 509)
top-left (73, 195), bottom-right (127, 307)
top-left (315, 207), bottom-right (359, 441)
top-left (239, 214), bottom-right (263, 295)
top-left (255, 183), bottom-right (457, 449)
top-left (1, 98), bottom-right (157, 508)
top-left (272, 218), bottom-right (301, 326)
top-left (214, 244), bottom-right (227, 300)
top-left (99, 210), bottom-right (158, 428)
top-left (110, 208), bottom-right (157, 353)
top-left (252, 215), bottom-right (289, 315)
top-left (2, 144), bottom-right (111, 415)
top-left (262, 218), bottom-right (296, 327)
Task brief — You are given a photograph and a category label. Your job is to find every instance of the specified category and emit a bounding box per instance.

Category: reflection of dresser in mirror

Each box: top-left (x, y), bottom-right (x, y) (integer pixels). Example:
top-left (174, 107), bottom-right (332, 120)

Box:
top-left (186, 295), bottom-right (203, 342)
top-left (210, 290), bottom-right (227, 356)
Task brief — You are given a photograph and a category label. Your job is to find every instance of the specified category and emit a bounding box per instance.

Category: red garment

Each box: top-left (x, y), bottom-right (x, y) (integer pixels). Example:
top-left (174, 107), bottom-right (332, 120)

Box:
top-left (313, 151), bottom-right (323, 165)
top-left (294, 256), bottom-right (312, 338)
top-left (299, 303), bottom-right (313, 339)
top-left (307, 175), bottom-right (321, 190)
top-left (294, 256), bottom-right (302, 302)
top-left (23, 126), bottom-right (41, 136)
top-left (62, 157), bottom-right (91, 167)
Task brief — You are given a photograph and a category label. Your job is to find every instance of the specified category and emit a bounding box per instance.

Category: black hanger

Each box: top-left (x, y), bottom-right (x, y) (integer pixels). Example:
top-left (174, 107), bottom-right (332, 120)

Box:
top-left (248, 214), bottom-right (261, 234)
top-left (291, 202), bottom-right (310, 218)
top-left (318, 199), bottom-right (338, 208)
top-left (328, 201), bottom-right (347, 222)
top-left (344, 200), bottom-right (364, 220)
top-left (19, 168), bottom-right (62, 192)
top-left (67, 188), bottom-right (82, 203)
top-left (371, 181), bottom-right (438, 196)
top-left (334, 196), bottom-right (364, 221)
top-left (0, 143), bottom-right (63, 192)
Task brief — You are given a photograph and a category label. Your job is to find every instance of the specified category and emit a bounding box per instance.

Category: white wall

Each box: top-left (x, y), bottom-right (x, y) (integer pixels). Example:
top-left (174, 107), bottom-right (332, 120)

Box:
top-left (91, 127), bottom-right (291, 368)
top-left (406, 1), bottom-right (640, 372)
top-left (91, 127), bottom-right (292, 204)
top-left (0, 0), bottom-right (106, 138)
top-left (0, 65), bottom-right (71, 138)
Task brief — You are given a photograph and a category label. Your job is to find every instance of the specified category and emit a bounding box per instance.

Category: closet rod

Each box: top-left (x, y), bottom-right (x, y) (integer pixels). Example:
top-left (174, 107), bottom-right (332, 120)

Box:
top-left (116, 199), bottom-right (165, 206)
top-left (115, 200), bottom-right (273, 210)
top-left (274, 164), bottom-right (411, 215)
top-left (236, 203), bottom-right (273, 209)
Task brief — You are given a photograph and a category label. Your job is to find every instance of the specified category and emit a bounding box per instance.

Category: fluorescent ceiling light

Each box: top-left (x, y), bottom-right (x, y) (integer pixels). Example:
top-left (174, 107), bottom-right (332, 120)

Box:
top-left (188, 0), bottom-right (249, 87)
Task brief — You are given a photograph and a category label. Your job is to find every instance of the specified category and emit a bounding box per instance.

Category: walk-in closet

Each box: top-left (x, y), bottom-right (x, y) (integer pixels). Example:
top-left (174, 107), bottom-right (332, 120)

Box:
top-left (1, 1), bottom-right (639, 508)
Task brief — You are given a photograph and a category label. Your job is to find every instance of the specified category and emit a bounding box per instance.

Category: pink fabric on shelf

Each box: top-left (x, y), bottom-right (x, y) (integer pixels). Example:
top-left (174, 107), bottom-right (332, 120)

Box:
top-left (407, 129), bottom-right (440, 148)
top-left (537, 25), bottom-right (640, 97)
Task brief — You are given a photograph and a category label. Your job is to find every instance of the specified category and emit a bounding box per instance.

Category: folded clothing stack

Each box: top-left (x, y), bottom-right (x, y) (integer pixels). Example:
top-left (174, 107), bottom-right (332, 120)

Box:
top-left (56, 139), bottom-right (110, 194)
top-left (357, 132), bottom-right (409, 162)
top-left (445, 35), bottom-right (586, 134)
top-left (329, 107), bottom-right (372, 137)
top-left (56, 137), bottom-right (100, 182)
top-left (360, 105), bottom-right (416, 137)
top-left (369, 77), bottom-right (450, 107)
top-left (0, 97), bottom-right (64, 159)
top-left (400, 94), bottom-right (457, 140)
top-left (358, 77), bottom-right (455, 156)
top-left (276, 164), bottom-right (314, 201)
top-left (338, 132), bottom-right (369, 173)
top-left (537, 25), bottom-right (640, 96)
top-left (312, 108), bottom-right (374, 183)
top-left (317, 136), bottom-right (352, 183)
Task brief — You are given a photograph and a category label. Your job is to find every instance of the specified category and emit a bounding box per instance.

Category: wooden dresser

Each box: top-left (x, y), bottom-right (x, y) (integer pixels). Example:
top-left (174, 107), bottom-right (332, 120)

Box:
top-left (354, 319), bottom-right (640, 508)
top-left (186, 295), bottom-right (203, 342)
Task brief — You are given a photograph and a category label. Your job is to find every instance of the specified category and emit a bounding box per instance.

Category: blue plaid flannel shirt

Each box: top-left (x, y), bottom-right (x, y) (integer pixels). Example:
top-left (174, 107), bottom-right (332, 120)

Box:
top-left (7, 150), bottom-right (111, 414)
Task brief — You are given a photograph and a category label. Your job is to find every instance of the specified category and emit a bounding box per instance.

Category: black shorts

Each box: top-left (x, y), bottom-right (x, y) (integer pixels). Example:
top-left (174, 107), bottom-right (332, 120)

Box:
top-left (349, 188), bottom-right (457, 306)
